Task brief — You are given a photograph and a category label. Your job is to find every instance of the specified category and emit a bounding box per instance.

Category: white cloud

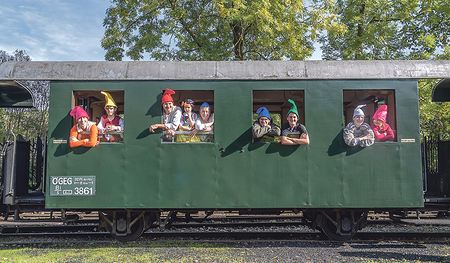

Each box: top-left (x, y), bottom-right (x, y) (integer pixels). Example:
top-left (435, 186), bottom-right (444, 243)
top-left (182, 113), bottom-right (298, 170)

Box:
top-left (0, 0), bottom-right (110, 61)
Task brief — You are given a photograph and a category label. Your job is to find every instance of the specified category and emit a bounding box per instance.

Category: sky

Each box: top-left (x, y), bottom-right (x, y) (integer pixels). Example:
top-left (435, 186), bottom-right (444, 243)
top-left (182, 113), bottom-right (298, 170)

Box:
top-left (0, 0), bottom-right (322, 61)
top-left (0, 0), bottom-right (111, 61)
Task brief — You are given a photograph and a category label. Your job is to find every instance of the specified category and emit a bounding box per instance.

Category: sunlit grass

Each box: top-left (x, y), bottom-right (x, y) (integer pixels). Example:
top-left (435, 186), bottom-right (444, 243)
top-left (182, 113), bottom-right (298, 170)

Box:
top-left (0, 241), bottom-right (251, 263)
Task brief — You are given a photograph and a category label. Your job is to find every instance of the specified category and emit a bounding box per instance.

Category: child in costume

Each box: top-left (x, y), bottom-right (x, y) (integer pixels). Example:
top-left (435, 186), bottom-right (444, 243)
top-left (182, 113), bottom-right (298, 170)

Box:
top-left (252, 107), bottom-right (281, 142)
top-left (343, 104), bottom-right (374, 147)
top-left (371, 105), bottom-right (395, 141)
top-left (69, 106), bottom-right (98, 148)
top-left (280, 99), bottom-right (309, 145)
top-left (176, 98), bottom-right (200, 142)
top-left (97, 91), bottom-right (124, 142)
top-left (189, 102), bottom-right (214, 142)
top-left (149, 89), bottom-right (182, 142)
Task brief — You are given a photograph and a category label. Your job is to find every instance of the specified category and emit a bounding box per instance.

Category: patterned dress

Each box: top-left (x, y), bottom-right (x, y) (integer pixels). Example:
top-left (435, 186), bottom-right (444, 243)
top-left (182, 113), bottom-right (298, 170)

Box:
top-left (176, 112), bottom-right (200, 142)
top-left (343, 122), bottom-right (374, 147)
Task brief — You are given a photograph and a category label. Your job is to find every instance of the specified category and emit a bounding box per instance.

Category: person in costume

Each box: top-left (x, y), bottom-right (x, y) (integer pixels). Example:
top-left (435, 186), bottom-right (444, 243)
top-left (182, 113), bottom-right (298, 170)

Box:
top-left (252, 107), bottom-right (281, 142)
top-left (371, 105), bottom-right (395, 141)
top-left (343, 104), bottom-right (375, 147)
top-left (69, 106), bottom-right (98, 148)
top-left (149, 88), bottom-right (182, 142)
top-left (176, 98), bottom-right (200, 142)
top-left (280, 99), bottom-right (309, 145)
top-left (97, 91), bottom-right (124, 142)
top-left (189, 102), bottom-right (214, 142)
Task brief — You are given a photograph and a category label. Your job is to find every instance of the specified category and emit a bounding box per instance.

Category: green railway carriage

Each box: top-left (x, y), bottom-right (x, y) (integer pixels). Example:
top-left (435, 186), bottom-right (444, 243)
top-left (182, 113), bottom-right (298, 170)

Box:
top-left (46, 79), bottom-right (422, 240)
top-left (1, 61), bottom-right (450, 241)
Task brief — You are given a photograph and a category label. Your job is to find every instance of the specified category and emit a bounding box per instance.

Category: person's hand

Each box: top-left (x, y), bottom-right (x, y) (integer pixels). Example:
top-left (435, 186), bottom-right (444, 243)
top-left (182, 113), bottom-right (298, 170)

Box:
top-left (149, 125), bottom-right (157, 133)
top-left (83, 139), bottom-right (90, 143)
top-left (189, 129), bottom-right (198, 137)
top-left (300, 133), bottom-right (307, 139)
top-left (69, 136), bottom-right (78, 142)
top-left (107, 125), bottom-right (117, 132)
top-left (166, 129), bottom-right (175, 136)
top-left (211, 113), bottom-right (214, 124)
top-left (285, 137), bottom-right (294, 142)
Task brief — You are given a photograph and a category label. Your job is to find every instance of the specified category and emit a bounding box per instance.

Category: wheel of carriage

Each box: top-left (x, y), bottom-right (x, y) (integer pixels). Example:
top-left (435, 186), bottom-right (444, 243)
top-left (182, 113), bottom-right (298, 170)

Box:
top-left (318, 210), bottom-right (367, 241)
top-left (102, 211), bottom-right (146, 242)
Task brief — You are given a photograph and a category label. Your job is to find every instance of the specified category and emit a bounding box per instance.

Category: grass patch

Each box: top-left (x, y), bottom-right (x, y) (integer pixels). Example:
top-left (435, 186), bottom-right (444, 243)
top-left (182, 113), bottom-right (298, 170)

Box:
top-left (0, 241), bottom-right (252, 262)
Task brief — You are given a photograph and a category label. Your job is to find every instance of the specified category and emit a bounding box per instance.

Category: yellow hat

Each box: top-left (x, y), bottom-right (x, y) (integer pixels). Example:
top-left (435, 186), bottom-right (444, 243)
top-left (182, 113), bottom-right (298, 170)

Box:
top-left (101, 91), bottom-right (117, 108)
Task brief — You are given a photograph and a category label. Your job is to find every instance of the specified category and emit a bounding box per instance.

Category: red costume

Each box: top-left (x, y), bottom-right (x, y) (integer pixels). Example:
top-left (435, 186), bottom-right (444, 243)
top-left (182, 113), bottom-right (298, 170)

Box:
top-left (371, 123), bottom-right (395, 141)
top-left (372, 105), bottom-right (395, 141)
top-left (101, 115), bottom-right (121, 127)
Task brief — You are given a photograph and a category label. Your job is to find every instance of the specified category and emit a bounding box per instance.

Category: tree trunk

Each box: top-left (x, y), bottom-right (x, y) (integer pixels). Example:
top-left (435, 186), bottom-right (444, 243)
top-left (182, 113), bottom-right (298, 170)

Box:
top-left (231, 21), bottom-right (245, 60)
top-left (356, 3), bottom-right (366, 60)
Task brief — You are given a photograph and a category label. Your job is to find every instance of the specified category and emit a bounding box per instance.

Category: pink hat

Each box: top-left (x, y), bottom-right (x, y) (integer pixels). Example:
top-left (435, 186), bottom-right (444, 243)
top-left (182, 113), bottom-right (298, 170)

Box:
top-left (373, 105), bottom-right (388, 123)
top-left (70, 106), bottom-right (90, 121)
top-left (161, 89), bottom-right (175, 105)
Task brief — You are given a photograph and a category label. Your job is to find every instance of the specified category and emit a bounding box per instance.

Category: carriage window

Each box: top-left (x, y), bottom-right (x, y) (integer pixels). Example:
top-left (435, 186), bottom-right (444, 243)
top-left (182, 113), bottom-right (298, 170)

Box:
top-left (73, 91), bottom-right (124, 144)
top-left (166, 90), bottom-right (214, 143)
top-left (343, 90), bottom-right (396, 142)
top-left (252, 90), bottom-right (304, 143)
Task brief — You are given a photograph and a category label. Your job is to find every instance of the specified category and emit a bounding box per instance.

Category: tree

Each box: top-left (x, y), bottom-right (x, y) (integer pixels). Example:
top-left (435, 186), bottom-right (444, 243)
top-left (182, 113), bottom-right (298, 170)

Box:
top-left (0, 50), bottom-right (50, 140)
top-left (319, 0), bottom-right (449, 60)
top-left (418, 79), bottom-right (450, 139)
top-left (102, 0), bottom-right (343, 61)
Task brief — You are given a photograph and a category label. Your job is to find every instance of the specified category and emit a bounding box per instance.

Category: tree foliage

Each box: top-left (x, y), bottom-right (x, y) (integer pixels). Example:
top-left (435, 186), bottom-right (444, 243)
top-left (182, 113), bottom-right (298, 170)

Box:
top-left (101, 0), bottom-right (343, 61)
top-left (0, 50), bottom-right (50, 141)
top-left (319, 0), bottom-right (449, 60)
top-left (418, 79), bottom-right (450, 139)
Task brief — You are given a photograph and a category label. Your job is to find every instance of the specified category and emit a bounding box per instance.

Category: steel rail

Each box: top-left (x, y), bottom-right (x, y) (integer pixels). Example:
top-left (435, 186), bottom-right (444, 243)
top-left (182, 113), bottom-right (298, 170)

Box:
top-left (0, 217), bottom-right (444, 235)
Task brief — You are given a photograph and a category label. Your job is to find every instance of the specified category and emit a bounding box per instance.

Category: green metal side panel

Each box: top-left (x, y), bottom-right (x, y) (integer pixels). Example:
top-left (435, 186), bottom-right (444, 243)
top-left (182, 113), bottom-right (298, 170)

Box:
top-left (46, 80), bottom-right (423, 209)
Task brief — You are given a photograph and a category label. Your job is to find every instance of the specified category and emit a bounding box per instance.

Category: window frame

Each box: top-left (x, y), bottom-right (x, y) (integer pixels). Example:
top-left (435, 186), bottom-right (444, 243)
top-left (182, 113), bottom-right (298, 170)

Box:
top-left (252, 90), bottom-right (305, 143)
top-left (72, 90), bottom-right (124, 144)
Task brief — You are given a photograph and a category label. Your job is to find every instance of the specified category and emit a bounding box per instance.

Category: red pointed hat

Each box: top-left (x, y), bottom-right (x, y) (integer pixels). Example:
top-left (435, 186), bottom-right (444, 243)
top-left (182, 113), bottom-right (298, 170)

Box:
top-left (373, 105), bottom-right (388, 123)
top-left (161, 89), bottom-right (175, 105)
top-left (70, 106), bottom-right (90, 121)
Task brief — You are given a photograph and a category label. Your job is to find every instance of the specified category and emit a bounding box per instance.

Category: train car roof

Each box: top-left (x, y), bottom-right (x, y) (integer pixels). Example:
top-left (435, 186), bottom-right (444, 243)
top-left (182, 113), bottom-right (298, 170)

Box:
top-left (0, 60), bottom-right (450, 81)
top-left (432, 79), bottom-right (450, 102)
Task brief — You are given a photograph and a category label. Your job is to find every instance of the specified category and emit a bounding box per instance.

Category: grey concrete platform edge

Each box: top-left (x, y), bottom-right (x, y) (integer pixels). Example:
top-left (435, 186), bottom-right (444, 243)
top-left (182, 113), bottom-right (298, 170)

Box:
top-left (0, 60), bottom-right (449, 81)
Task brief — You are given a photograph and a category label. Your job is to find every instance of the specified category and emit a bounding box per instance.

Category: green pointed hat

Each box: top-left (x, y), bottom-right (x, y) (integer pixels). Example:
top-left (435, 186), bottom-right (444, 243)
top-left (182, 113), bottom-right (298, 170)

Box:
top-left (286, 99), bottom-right (299, 118)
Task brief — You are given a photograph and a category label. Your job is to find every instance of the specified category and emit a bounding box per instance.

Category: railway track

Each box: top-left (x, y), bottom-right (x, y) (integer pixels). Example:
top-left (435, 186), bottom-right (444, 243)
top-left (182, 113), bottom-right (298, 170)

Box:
top-left (1, 214), bottom-right (449, 242)
top-left (0, 215), bottom-right (395, 235)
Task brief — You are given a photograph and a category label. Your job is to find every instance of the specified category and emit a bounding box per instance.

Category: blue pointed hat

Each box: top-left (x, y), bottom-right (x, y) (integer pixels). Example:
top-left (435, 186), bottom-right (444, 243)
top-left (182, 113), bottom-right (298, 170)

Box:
top-left (200, 102), bottom-right (211, 112)
top-left (256, 107), bottom-right (271, 120)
